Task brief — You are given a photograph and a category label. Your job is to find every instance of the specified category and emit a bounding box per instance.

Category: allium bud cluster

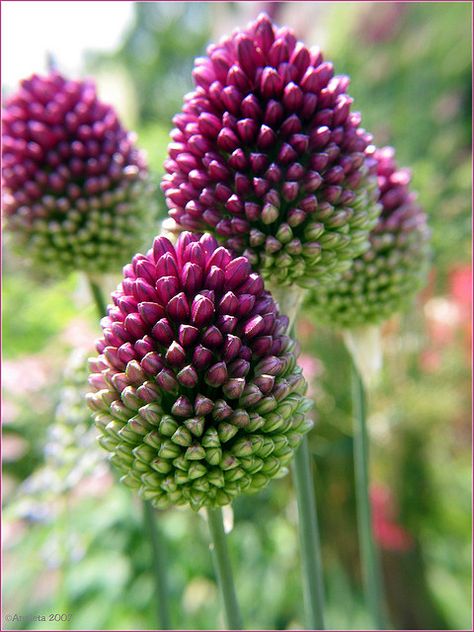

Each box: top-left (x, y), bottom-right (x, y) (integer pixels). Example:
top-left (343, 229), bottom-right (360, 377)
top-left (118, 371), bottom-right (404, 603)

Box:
top-left (162, 13), bottom-right (381, 288)
top-left (308, 147), bottom-right (430, 326)
top-left (87, 232), bottom-right (312, 510)
top-left (2, 71), bottom-right (154, 275)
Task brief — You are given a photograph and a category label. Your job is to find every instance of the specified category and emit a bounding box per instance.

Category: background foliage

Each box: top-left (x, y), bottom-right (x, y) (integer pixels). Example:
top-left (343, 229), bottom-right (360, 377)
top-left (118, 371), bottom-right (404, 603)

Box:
top-left (3, 2), bottom-right (471, 630)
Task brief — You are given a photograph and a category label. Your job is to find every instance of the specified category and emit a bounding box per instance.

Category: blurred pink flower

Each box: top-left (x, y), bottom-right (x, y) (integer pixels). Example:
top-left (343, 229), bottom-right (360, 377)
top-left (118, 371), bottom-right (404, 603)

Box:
top-left (299, 354), bottom-right (322, 382)
top-left (357, 4), bottom-right (407, 44)
top-left (60, 316), bottom-right (97, 352)
top-left (2, 434), bottom-right (28, 461)
top-left (424, 297), bottom-right (461, 346)
top-left (419, 349), bottom-right (441, 373)
top-left (449, 265), bottom-right (472, 314)
top-left (1, 398), bottom-right (19, 424)
top-left (3, 357), bottom-right (49, 395)
top-left (371, 485), bottom-right (414, 553)
top-left (298, 353), bottom-right (323, 399)
top-left (72, 468), bottom-right (114, 501)
top-left (449, 266), bottom-right (472, 355)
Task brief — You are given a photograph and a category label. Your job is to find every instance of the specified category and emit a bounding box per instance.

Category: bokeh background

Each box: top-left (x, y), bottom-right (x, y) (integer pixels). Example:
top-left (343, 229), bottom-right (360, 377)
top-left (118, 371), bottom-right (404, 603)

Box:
top-left (2, 2), bottom-right (471, 630)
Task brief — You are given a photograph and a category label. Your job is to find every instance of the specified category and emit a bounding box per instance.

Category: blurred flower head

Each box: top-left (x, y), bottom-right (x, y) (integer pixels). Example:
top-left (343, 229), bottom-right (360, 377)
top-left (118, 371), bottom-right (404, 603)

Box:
top-left (308, 146), bottom-right (430, 327)
top-left (162, 13), bottom-right (381, 289)
top-left (14, 349), bottom-right (107, 524)
top-left (87, 231), bottom-right (313, 511)
top-left (371, 485), bottom-right (414, 553)
top-left (2, 71), bottom-right (156, 275)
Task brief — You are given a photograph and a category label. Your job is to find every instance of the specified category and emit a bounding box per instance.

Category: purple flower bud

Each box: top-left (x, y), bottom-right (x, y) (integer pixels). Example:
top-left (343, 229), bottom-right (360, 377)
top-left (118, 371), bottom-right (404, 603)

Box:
top-left (205, 361), bottom-right (228, 387)
top-left (152, 319), bottom-right (174, 346)
top-left (228, 358), bottom-right (251, 378)
top-left (137, 381), bottom-right (161, 403)
top-left (134, 335), bottom-right (155, 358)
top-left (254, 374), bottom-right (276, 395)
top-left (191, 293), bottom-right (215, 326)
top-left (219, 291), bottom-right (239, 315)
top-left (165, 341), bottom-right (187, 367)
top-left (199, 112), bottom-right (222, 138)
top-left (2, 71), bottom-right (154, 276)
top-left (192, 344), bottom-right (214, 370)
top-left (205, 265), bottom-right (225, 290)
top-left (194, 394), bottom-right (214, 416)
top-left (163, 15), bottom-right (381, 288)
top-left (199, 326), bottom-right (222, 349)
top-left (167, 292), bottom-right (190, 322)
top-left (243, 315), bottom-right (265, 339)
top-left (88, 230), bottom-right (312, 510)
top-left (224, 256), bottom-right (251, 289)
top-left (213, 399), bottom-right (233, 421)
top-left (223, 334), bottom-right (242, 361)
top-left (216, 314), bottom-right (238, 334)
top-left (138, 302), bottom-right (164, 326)
top-left (156, 276), bottom-right (180, 305)
top-left (308, 146), bottom-right (430, 327)
top-left (179, 324), bottom-right (200, 347)
top-left (176, 364), bottom-right (199, 388)
top-left (123, 313), bottom-right (146, 339)
top-left (156, 368), bottom-right (178, 393)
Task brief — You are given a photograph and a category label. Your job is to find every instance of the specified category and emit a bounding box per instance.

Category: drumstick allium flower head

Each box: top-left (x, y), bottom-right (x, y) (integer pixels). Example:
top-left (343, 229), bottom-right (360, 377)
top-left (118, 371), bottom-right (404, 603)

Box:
top-left (162, 13), bottom-right (381, 288)
top-left (2, 71), bottom-right (154, 275)
top-left (87, 232), bottom-right (312, 510)
top-left (308, 146), bottom-right (430, 326)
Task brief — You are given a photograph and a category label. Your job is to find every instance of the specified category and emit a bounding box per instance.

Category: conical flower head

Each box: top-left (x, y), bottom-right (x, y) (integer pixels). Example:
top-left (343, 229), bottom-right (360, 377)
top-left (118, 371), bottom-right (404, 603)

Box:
top-left (162, 13), bottom-right (381, 288)
top-left (87, 232), bottom-right (312, 510)
top-left (2, 71), bottom-right (155, 275)
top-left (308, 146), bottom-right (430, 327)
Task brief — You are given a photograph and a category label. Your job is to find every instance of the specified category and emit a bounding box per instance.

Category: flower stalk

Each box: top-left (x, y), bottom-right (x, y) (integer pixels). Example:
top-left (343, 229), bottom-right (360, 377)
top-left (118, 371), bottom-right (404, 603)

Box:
top-left (87, 275), bottom-right (108, 320)
top-left (270, 288), bottom-right (326, 629)
top-left (143, 501), bottom-right (172, 630)
top-left (292, 437), bottom-right (326, 629)
top-left (206, 507), bottom-right (243, 630)
top-left (351, 359), bottom-right (387, 629)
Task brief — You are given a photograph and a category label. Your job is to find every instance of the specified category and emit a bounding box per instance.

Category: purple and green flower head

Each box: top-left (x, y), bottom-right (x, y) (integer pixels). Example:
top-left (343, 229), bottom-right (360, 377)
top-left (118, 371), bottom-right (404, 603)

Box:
top-left (162, 13), bottom-right (381, 288)
top-left (308, 146), bottom-right (431, 327)
top-left (87, 232), bottom-right (312, 511)
top-left (2, 71), bottom-right (155, 275)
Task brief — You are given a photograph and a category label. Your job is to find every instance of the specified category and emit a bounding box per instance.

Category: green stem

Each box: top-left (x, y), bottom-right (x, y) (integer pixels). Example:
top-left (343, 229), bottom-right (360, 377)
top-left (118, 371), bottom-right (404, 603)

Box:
top-left (287, 315), bottom-right (325, 630)
top-left (143, 501), bottom-right (172, 630)
top-left (86, 274), bottom-right (172, 629)
top-left (293, 436), bottom-right (326, 630)
top-left (206, 507), bottom-right (243, 630)
top-left (351, 360), bottom-right (387, 629)
top-left (87, 275), bottom-right (108, 318)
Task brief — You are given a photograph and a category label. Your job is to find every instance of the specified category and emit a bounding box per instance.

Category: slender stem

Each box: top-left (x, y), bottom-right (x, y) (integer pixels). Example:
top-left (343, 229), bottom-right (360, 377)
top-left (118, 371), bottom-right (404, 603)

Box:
top-left (292, 436), bottom-right (326, 630)
top-left (143, 501), bottom-right (172, 630)
top-left (87, 275), bottom-right (108, 318)
top-left (351, 360), bottom-right (387, 629)
top-left (206, 507), bottom-right (243, 630)
top-left (288, 315), bottom-right (325, 630)
top-left (86, 274), bottom-right (172, 629)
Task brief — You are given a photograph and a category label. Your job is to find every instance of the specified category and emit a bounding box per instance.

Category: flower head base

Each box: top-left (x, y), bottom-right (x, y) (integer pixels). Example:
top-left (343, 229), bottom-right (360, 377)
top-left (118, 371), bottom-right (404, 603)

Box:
top-left (308, 147), bottom-right (430, 327)
top-left (2, 71), bottom-right (155, 275)
top-left (87, 232), bottom-right (312, 510)
top-left (162, 13), bottom-right (381, 288)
